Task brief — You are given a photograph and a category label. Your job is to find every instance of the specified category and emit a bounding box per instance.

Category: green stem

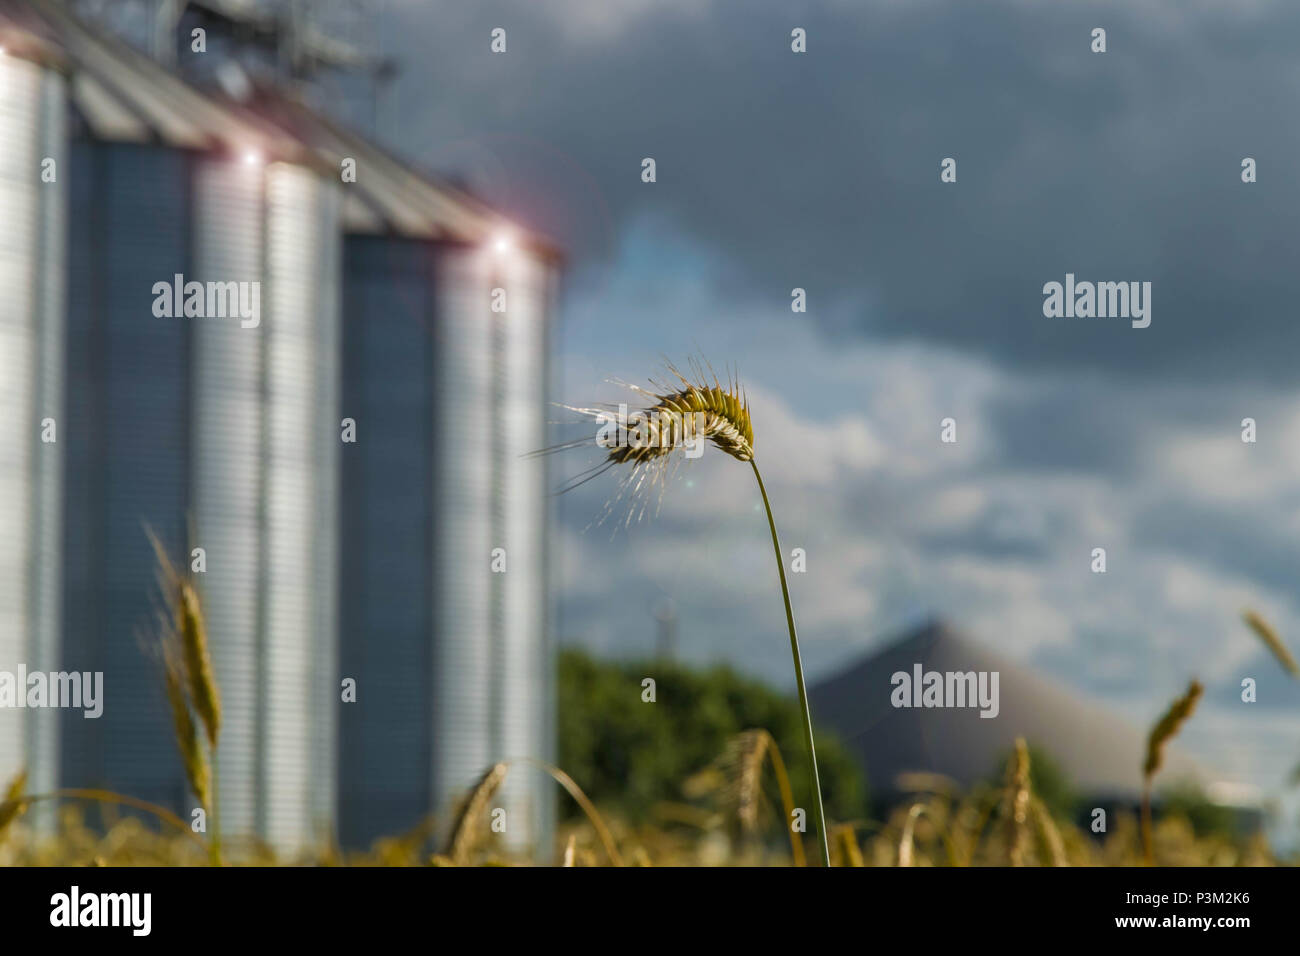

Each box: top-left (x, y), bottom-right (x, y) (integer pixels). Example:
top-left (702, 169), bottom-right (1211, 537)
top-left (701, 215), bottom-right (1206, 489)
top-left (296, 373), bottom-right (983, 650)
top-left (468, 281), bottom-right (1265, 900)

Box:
top-left (751, 458), bottom-right (831, 867)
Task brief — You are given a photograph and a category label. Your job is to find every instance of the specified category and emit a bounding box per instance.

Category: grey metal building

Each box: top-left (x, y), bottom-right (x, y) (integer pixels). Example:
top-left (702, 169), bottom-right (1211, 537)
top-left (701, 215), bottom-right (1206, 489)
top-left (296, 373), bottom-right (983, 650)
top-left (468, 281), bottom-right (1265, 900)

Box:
top-left (0, 0), bottom-right (557, 855)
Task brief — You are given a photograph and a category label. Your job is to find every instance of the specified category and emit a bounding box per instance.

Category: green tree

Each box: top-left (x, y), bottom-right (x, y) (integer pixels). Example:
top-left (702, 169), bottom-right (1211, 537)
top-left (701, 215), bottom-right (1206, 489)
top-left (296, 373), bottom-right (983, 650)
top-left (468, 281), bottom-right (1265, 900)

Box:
top-left (557, 648), bottom-right (867, 824)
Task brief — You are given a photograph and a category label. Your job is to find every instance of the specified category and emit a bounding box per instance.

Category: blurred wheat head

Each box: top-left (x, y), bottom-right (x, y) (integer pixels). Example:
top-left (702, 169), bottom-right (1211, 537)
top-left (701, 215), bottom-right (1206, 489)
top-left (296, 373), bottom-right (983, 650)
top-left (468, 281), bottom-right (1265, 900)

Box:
top-left (146, 528), bottom-right (223, 864)
top-left (1140, 679), bottom-right (1203, 864)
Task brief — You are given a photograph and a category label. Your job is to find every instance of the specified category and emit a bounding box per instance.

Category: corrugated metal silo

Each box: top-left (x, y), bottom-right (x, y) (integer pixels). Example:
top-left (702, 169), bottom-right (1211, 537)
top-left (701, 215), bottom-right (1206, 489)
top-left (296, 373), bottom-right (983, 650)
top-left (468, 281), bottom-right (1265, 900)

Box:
top-left (0, 42), bottom-right (67, 807)
top-left (429, 245), bottom-right (497, 837)
top-left (2, 0), bottom-right (558, 860)
top-left (61, 138), bottom-right (192, 812)
top-left (190, 154), bottom-right (266, 840)
top-left (26, 52), bottom-right (67, 814)
top-left (190, 153), bottom-right (343, 855)
top-left (33, 1), bottom-right (341, 854)
top-left (262, 161), bottom-right (342, 849)
top-left (494, 252), bottom-right (556, 850)
top-left (338, 235), bottom-right (436, 846)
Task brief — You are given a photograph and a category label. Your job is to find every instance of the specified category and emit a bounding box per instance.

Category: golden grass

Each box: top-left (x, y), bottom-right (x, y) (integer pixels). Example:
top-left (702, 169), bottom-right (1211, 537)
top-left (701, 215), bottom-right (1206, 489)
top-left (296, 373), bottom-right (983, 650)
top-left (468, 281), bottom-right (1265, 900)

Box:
top-left (833, 823), bottom-right (865, 867)
top-left (1141, 679), bottom-right (1203, 864)
top-left (1243, 610), bottom-right (1299, 677)
top-left (161, 647), bottom-right (211, 812)
top-left (178, 581), bottom-right (221, 748)
top-left (898, 802), bottom-right (927, 867)
top-left (687, 728), bottom-right (806, 866)
top-left (0, 770), bottom-right (27, 842)
top-left (0, 755), bottom-right (1280, 867)
top-left (604, 367), bottom-right (754, 465)
top-left (1143, 680), bottom-right (1203, 781)
top-left (445, 762), bottom-right (509, 865)
top-left (1031, 796), bottom-right (1068, 867)
top-left (1002, 738), bottom-right (1031, 867)
top-left (146, 527), bottom-right (223, 864)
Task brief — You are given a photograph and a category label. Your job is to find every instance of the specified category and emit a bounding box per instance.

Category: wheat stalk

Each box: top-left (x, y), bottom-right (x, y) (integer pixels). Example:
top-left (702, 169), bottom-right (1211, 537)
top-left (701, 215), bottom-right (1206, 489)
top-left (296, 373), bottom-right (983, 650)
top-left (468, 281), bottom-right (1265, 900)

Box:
top-left (445, 762), bottom-right (510, 865)
top-left (146, 527), bottom-right (223, 865)
top-left (1242, 610), bottom-right (1299, 677)
top-left (178, 581), bottom-right (221, 747)
top-left (162, 645), bottom-right (211, 812)
top-left (0, 770), bottom-right (28, 843)
top-left (1002, 737), bottom-right (1032, 866)
top-left (1141, 679), bottom-right (1203, 864)
top-left (706, 729), bottom-right (807, 866)
top-left (832, 823), bottom-right (865, 867)
top-left (1031, 795), bottom-right (1068, 867)
top-left (520, 758), bottom-right (624, 867)
top-left (447, 758), bottom-right (623, 866)
top-left (146, 529), bottom-right (222, 747)
top-left (898, 802), bottom-right (927, 867)
top-left (559, 361), bottom-right (831, 866)
top-left (712, 730), bottom-right (772, 833)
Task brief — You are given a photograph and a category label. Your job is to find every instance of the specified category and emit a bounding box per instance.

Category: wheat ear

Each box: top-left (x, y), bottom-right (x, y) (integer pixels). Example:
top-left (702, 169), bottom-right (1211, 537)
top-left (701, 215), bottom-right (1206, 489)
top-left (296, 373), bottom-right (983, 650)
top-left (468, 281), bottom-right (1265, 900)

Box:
top-left (0, 770), bottom-right (28, 844)
top-left (1141, 679), bottom-right (1203, 864)
top-left (178, 581), bottom-right (221, 748)
top-left (445, 762), bottom-right (510, 865)
top-left (712, 729), bottom-right (807, 866)
top-left (1002, 737), bottom-right (1032, 866)
top-left (146, 527), bottom-right (223, 865)
top-left (162, 644), bottom-right (211, 812)
top-left (1242, 610), bottom-right (1299, 677)
top-left (567, 361), bottom-right (830, 866)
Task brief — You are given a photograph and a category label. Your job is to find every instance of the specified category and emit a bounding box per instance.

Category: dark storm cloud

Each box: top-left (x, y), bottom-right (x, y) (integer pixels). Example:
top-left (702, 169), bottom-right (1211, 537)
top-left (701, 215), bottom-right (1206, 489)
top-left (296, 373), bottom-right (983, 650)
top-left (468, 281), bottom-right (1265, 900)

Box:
top-left (373, 2), bottom-right (1300, 795)
top-left (385, 0), bottom-right (1300, 384)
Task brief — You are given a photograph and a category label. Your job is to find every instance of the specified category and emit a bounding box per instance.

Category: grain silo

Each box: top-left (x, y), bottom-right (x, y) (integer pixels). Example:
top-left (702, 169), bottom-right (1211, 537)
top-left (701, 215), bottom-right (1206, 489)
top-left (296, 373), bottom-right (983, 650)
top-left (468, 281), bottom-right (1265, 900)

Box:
top-left (245, 91), bottom-right (561, 853)
top-left (0, 13), bottom-right (66, 811)
top-left (0, 0), bottom-right (559, 856)
top-left (0, 0), bottom-right (342, 854)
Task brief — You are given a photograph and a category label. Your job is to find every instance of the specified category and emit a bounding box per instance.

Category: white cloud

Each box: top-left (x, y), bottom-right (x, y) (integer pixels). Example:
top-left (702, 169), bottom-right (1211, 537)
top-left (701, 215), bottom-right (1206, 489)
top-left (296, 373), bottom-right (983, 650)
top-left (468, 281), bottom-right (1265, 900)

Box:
top-left (556, 270), bottom-right (1300, 802)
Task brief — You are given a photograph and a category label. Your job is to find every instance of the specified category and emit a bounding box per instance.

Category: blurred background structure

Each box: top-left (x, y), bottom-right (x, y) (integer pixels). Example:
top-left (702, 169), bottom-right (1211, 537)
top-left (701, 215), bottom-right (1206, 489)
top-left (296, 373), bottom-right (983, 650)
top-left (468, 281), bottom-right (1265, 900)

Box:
top-left (0, 0), bottom-right (558, 854)
top-left (810, 619), bottom-right (1262, 828)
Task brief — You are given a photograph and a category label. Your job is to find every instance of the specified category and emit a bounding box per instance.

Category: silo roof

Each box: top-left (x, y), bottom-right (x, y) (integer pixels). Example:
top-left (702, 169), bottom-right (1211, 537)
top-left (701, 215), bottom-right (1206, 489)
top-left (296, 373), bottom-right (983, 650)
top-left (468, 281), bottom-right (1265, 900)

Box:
top-left (1, 0), bottom-right (301, 153)
top-left (0, 0), bottom-right (559, 255)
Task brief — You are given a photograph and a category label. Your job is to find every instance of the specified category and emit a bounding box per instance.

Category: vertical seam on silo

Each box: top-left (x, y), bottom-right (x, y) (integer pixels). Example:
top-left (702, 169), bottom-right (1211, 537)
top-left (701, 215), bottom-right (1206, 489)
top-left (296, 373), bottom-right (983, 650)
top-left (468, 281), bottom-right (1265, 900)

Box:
top-left (88, 141), bottom-right (110, 791)
top-left (425, 241), bottom-right (436, 815)
top-left (25, 61), bottom-right (46, 797)
top-left (253, 160), bottom-right (269, 841)
top-left (489, 257), bottom-right (504, 768)
top-left (541, 264), bottom-right (557, 842)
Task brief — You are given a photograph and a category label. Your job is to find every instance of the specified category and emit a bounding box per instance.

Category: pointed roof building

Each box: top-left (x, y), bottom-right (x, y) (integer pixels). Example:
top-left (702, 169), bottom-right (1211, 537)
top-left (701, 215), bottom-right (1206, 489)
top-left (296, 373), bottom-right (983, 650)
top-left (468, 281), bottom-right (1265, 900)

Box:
top-left (810, 619), bottom-right (1220, 802)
